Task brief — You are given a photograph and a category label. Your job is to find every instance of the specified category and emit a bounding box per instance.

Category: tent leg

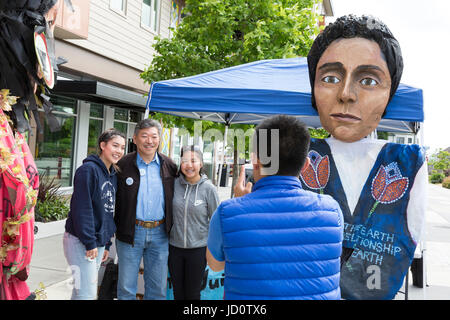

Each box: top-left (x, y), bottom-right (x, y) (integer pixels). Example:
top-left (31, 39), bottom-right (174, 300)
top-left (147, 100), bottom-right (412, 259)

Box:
top-left (216, 125), bottom-right (229, 187)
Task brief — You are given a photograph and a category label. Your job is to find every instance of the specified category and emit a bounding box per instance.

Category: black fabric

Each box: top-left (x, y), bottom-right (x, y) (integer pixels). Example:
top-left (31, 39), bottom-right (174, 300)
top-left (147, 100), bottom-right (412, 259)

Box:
top-left (0, 0), bottom-right (71, 133)
top-left (340, 247), bottom-right (354, 269)
top-left (307, 14), bottom-right (403, 113)
top-left (168, 245), bottom-right (207, 300)
top-left (98, 261), bottom-right (118, 300)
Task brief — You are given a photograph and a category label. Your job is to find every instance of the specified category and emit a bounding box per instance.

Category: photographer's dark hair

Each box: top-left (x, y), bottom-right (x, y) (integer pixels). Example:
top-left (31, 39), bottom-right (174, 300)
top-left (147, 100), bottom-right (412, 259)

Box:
top-left (307, 14), bottom-right (403, 114)
top-left (254, 115), bottom-right (310, 177)
top-left (179, 145), bottom-right (206, 176)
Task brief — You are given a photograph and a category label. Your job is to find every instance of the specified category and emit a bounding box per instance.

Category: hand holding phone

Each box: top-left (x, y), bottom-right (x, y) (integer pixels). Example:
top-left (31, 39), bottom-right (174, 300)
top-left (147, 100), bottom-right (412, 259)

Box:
top-left (234, 165), bottom-right (253, 198)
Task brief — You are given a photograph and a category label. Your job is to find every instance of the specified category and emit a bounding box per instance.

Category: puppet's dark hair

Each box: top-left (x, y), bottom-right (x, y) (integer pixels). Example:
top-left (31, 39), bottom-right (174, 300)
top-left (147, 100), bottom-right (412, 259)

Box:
top-left (0, 0), bottom-right (72, 133)
top-left (307, 15), bottom-right (403, 113)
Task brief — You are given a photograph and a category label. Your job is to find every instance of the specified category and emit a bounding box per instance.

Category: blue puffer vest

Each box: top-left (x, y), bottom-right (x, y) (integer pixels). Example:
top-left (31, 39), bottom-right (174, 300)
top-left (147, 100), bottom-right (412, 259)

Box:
top-left (218, 175), bottom-right (343, 299)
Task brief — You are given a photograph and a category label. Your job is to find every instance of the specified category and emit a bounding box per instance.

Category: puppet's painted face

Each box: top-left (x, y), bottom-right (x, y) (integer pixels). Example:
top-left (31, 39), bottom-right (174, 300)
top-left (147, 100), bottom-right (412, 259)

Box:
top-left (314, 37), bottom-right (392, 142)
top-left (44, 3), bottom-right (59, 34)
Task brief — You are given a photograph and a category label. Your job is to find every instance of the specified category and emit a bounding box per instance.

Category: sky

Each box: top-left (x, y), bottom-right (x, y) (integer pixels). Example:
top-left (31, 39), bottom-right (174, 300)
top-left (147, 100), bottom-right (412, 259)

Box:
top-left (329, 0), bottom-right (450, 155)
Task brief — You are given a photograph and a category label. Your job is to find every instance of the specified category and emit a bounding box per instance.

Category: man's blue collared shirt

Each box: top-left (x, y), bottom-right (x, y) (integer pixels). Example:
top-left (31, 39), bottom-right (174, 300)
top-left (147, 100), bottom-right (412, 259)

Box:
top-left (136, 153), bottom-right (165, 221)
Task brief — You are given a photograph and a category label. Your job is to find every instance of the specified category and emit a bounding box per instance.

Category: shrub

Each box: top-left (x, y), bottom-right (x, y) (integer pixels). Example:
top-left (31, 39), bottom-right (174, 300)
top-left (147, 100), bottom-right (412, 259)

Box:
top-left (35, 197), bottom-right (69, 222)
top-left (443, 177), bottom-right (450, 189)
top-left (35, 171), bottom-right (70, 222)
top-left (430, 173), bottom-right (444, 184)
top-left (444, 168), bottom-right (450, 177)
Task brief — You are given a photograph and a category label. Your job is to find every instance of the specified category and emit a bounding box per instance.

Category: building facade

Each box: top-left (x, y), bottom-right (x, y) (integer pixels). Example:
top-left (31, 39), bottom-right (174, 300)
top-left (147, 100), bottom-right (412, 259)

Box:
top-left (32, 0), bottom-right (332, 190)
top-left (30, 0), bottom-right (179, 189)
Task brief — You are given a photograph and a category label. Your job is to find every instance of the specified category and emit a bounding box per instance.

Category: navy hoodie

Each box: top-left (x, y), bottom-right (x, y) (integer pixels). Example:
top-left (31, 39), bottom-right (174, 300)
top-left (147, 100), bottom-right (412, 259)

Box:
top-left (65, 155), bottom-right (117, 251)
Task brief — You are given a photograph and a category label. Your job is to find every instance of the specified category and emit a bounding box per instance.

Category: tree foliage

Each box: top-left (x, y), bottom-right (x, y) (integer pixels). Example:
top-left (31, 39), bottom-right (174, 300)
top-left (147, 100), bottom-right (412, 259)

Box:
top-left (141, 0), bottom-right (321, 84)
top-left (140, 0), bottom-right (322, 192)
top-left (429, 149), bottom-right (450, 177)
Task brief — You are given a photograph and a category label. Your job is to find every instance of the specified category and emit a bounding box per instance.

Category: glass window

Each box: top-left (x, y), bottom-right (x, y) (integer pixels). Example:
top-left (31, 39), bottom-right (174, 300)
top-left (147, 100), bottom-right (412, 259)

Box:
top-left (408, 137), bottom-right (413, 144)
top-left (114, 121), bottom-right (128, 136)
top-left (88, 119), bottom-right (103, 156)
top-left (111, 0), bottom-right (126, 13)
top-left (396, 137), bottom-right (405, 144)
top-left (35, 96), bottom-right (77, 187)
top-left (112, 108), bottom-right (142, 153)
top-left (114, 108), bottom-right (128, 121)
top-left (129, 110), bottom-right (141, 123)
top-left (142, 0), bottom-right (159, 33)
top-left (88, 104), bottom-right (104, 155)
top-left (51, 95), bottom-right (77, 114)
top-left (90, 103), bottom-right (103, 118)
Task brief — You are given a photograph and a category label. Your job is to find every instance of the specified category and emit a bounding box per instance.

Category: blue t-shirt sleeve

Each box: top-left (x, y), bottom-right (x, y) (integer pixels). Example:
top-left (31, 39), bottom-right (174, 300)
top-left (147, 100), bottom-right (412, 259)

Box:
top-left (207, 206), bottom-right (225, 262)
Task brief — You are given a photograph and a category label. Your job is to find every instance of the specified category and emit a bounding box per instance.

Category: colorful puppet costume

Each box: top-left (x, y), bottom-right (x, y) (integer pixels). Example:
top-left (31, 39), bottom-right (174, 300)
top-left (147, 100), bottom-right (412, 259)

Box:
top-left (0, 0), bottom-right (72, 300)
top-left (0, 108), bottom-right (39, 300)
top-left (300, 138), bottom-right (427, 299)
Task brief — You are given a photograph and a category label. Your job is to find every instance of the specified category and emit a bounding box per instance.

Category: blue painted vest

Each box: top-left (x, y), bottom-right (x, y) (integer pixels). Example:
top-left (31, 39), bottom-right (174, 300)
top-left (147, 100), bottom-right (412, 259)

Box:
top-left (300, 139), bottom-right (425, 299)
top-left (219, 175), bottom-right (343, 300)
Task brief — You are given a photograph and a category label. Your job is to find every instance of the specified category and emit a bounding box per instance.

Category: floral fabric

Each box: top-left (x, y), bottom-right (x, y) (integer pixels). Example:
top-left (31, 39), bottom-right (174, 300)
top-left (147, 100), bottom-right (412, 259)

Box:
top-left (0, 109), bottom-right (39, 300)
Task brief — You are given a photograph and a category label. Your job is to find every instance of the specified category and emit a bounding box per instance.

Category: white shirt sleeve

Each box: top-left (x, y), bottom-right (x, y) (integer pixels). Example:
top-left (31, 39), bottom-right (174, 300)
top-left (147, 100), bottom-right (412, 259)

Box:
top-left (406, 161), bottom-right (428, 244)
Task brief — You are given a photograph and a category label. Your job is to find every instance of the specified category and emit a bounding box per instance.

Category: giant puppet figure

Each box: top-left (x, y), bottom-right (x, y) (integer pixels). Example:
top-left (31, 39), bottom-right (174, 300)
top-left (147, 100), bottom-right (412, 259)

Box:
top-left (300, 15), bottom-right (427, 300)
top-left (0, 0), bottom-right (72, 300)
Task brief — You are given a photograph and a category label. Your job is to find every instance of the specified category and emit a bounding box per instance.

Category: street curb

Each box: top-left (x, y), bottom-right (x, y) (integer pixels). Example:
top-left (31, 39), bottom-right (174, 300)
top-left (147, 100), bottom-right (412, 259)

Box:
top-left (34, 219), bottom-right (66, 240)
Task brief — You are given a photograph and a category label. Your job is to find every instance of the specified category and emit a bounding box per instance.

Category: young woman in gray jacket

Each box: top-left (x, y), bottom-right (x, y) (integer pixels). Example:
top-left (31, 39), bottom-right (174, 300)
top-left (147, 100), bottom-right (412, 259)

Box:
top-left (169, 145), bottom-right (220, 300)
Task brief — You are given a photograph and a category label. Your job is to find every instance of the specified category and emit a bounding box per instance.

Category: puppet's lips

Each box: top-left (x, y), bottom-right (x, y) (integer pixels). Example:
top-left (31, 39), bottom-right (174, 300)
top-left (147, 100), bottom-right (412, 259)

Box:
top-left (330, 113), bottom-right (361, 122)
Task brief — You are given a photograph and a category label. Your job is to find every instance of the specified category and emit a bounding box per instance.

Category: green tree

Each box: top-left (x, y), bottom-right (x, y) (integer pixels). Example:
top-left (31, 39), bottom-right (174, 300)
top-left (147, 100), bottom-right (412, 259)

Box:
top-left (141, 0), bottom-right (321, 83)
top-left (141, 0), bottom-right (322, 194)
top-left (309, 128), bottom-right (329, 139)
top-left (429, 149), bottom-right (450, 177)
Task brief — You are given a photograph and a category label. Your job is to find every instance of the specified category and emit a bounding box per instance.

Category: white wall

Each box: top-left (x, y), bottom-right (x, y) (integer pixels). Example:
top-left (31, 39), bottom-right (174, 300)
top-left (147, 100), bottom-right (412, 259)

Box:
top-left (66, 0), bottom-right (172, 71)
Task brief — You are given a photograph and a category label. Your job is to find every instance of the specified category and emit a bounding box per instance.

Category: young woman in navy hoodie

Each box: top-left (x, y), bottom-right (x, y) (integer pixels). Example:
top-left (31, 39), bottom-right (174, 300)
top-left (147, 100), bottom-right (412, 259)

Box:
top-left (63, 129), bottom-right (126, 300)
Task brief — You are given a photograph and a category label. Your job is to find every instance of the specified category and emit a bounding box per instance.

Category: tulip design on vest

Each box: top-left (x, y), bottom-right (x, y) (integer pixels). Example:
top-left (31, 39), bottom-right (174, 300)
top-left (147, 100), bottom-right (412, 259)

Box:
top-left (300, 150), bottom-right (329, 194)
top-left (369, 162), bottom-right (409, 219)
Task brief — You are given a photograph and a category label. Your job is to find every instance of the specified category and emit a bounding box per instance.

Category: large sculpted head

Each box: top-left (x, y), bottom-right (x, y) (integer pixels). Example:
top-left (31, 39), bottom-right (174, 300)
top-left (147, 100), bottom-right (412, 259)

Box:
top-left (0, 0), bottom-right (73, 133)
top-left (307, 15), bottom-right (403, 142)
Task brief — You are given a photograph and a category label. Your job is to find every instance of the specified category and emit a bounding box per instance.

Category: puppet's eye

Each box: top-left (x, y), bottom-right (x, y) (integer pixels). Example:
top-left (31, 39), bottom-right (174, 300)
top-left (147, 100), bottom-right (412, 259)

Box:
top-left (360, 78), bottom-right (378, 86)
top-left (322, 76), bottom-right (340, 84)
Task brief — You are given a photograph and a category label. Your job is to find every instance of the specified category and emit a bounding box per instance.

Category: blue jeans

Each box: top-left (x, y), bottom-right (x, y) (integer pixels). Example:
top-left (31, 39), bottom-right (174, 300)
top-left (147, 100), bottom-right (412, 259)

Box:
top-left (116, 224), bottom-right (169, 300)
top-left (63, 232), bottom-right (105, 300)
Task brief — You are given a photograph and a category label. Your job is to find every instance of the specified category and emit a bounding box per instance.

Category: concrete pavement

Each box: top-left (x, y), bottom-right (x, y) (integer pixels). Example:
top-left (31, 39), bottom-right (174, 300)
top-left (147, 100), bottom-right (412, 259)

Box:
top-left (26, 183), bottom-right (450, 300)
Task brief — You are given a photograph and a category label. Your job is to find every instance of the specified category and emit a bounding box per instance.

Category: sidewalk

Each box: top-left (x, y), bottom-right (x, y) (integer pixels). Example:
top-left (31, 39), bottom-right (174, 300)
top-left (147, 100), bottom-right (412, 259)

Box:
top-left (27, 184), bottom-right (234, 300)
top-left (27, 183), bottom-right (450, 300)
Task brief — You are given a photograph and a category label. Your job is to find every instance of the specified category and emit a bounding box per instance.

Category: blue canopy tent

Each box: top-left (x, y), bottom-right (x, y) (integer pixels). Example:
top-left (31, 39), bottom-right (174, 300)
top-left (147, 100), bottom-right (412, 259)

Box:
top-left (145, 57), bottom-right (424, 133)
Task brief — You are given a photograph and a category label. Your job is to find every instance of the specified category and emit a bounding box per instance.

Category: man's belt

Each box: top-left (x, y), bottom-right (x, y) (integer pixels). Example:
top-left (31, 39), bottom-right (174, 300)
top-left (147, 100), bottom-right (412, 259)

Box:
top-left (135, 219), bottom-right (165, 229)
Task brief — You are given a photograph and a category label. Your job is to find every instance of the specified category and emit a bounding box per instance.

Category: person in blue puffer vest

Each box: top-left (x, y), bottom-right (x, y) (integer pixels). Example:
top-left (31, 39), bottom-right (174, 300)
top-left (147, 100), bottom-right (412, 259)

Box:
top-left (207, 115), bottom-right (344, 300)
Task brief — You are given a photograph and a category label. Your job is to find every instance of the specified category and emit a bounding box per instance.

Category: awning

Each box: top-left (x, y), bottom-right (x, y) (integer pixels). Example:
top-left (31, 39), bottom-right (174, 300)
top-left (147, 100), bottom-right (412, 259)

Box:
top-left (51, 80), bottom-right (148, 109)
top-left (147, 57), bottom-right (424, 133)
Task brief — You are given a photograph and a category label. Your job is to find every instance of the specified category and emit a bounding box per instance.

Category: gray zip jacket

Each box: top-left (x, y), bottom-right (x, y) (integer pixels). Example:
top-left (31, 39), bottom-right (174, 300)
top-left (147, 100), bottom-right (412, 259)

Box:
top-left (169, 174), bottom-right (220, 248)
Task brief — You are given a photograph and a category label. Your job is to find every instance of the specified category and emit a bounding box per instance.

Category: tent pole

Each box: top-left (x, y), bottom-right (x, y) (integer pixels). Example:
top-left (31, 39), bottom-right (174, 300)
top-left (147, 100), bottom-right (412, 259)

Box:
top-left (217, 124), bottom-right (229, 187)
top-left (144, 82), bottom-right (154, 119)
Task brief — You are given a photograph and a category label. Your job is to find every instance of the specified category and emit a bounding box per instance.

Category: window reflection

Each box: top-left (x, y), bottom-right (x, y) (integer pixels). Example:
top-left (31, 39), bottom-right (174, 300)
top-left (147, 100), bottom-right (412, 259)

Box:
top-left (35, 96), bottom-right (77, 187)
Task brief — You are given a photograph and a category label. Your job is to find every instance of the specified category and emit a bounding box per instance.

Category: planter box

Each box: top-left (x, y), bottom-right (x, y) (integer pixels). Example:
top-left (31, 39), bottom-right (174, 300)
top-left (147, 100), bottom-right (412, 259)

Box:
top-left (34, 219), bottom-right (67, 240)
